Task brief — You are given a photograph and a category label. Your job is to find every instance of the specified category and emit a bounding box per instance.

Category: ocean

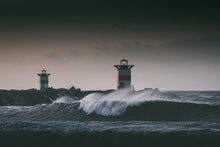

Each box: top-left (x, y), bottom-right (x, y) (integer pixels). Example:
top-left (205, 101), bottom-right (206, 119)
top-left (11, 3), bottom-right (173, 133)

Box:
top-left (0, 89), bottom-right (220, 147)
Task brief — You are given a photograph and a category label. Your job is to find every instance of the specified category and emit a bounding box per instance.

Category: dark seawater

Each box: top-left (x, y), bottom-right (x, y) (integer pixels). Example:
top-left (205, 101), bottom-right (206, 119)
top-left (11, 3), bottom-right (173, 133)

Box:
top-left (0, 89), bottom-right (220, 147)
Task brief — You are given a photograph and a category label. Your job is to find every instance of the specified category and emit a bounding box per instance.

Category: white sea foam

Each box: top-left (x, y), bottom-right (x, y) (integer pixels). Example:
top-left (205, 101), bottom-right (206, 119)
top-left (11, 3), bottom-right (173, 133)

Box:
top-left (53, 97), bottom-right (76, 104)
top-left (79, 88), bottom-right (167, 116)
top-left (49, 89), bottom-right (216, 116)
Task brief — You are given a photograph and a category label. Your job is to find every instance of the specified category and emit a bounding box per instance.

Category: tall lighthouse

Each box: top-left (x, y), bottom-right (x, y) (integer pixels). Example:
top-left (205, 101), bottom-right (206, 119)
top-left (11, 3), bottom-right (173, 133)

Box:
top-left (37, 69), bottom-right (50, 91)
top-left (114, 59), bottom-right (134, 90)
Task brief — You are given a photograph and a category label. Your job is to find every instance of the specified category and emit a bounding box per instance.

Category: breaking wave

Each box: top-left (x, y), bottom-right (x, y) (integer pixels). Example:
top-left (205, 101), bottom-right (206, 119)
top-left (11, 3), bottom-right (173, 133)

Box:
top-left (79, 89), bottom-right (217, 116)
top-left (79, 89), bottom-right (166, 116)
top-left (1, 89), bottom-right (220, 147)
top-left (0, 89), bottom-right (220, 122)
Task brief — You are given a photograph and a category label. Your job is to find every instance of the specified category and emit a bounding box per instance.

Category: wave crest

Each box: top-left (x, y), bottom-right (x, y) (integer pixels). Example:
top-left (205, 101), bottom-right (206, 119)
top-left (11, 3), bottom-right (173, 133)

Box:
top-left (79, 89), bottom-right (166, 116)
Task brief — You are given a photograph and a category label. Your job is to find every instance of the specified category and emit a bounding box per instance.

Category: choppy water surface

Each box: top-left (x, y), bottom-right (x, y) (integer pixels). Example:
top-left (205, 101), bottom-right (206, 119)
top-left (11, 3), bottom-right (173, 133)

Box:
top-left (0, 89), bottom-right (220, 146)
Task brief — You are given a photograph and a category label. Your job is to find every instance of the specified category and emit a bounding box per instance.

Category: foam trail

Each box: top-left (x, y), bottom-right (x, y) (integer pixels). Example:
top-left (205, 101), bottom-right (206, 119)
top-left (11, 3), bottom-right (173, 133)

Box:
top-left (79, 89), bottom-right (167, 116)
top-left (52, 97), bottom-right (76, 104)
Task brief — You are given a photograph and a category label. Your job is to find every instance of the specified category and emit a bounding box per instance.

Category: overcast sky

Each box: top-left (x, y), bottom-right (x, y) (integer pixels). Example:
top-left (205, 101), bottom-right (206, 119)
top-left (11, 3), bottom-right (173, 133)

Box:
top-left (1, 0), bottom-right (220, 90)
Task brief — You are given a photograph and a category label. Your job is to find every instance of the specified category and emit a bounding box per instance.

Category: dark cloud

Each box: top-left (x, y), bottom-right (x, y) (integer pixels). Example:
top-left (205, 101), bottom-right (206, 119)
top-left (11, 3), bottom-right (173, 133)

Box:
top-left (46, 52), bottom-right (61, 60)
top-left (95, 35), bottom-right (220, 64)
top-left (1, 0), bottom-right (220, 90)
top-left (161, 36), bottom-right (220, 61)
top-left (46, 49), bottom-right (100, 62)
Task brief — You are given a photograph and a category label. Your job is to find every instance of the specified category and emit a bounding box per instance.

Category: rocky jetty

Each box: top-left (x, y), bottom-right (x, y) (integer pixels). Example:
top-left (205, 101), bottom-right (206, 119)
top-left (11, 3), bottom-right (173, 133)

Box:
top-left (0, 87), bottom-right (114, 106)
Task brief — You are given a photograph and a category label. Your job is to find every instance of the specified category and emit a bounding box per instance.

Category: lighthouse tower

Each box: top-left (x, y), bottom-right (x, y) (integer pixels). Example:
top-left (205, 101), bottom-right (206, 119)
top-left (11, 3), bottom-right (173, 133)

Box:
top-left (114, 59), bottom-right (134, 90)
top-left (37, 69), bottom-right (50, 91)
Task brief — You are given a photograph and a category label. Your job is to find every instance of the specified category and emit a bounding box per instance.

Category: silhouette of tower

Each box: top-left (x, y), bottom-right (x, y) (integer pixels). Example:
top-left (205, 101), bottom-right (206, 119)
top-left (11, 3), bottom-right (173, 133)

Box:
top-left (37, 69), bottom-right (50, 91)
top-left (114, 59), bottom-right (134, 90)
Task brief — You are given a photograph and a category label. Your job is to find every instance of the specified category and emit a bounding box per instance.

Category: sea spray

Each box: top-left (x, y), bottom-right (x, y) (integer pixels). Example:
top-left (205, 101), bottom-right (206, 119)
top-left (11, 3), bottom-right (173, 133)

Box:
top-left (0, 90), bottom-right (220, 121)
top-left (79, 88), bottom-right (167, 116)
top-left (52, 97), bottom-right (76, 104)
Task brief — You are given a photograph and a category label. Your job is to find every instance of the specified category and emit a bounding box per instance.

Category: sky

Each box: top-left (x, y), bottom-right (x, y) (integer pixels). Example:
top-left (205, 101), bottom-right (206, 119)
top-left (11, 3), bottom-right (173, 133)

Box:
top-left (0, 0), bottom-right (220, 90)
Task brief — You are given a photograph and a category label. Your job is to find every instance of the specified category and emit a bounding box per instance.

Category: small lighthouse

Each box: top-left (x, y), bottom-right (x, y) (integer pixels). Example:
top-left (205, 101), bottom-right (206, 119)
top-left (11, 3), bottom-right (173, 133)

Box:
top-left (37, 69), bottom-right (50, 91)
top-left (114, 59), bottom-right (134, 90)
